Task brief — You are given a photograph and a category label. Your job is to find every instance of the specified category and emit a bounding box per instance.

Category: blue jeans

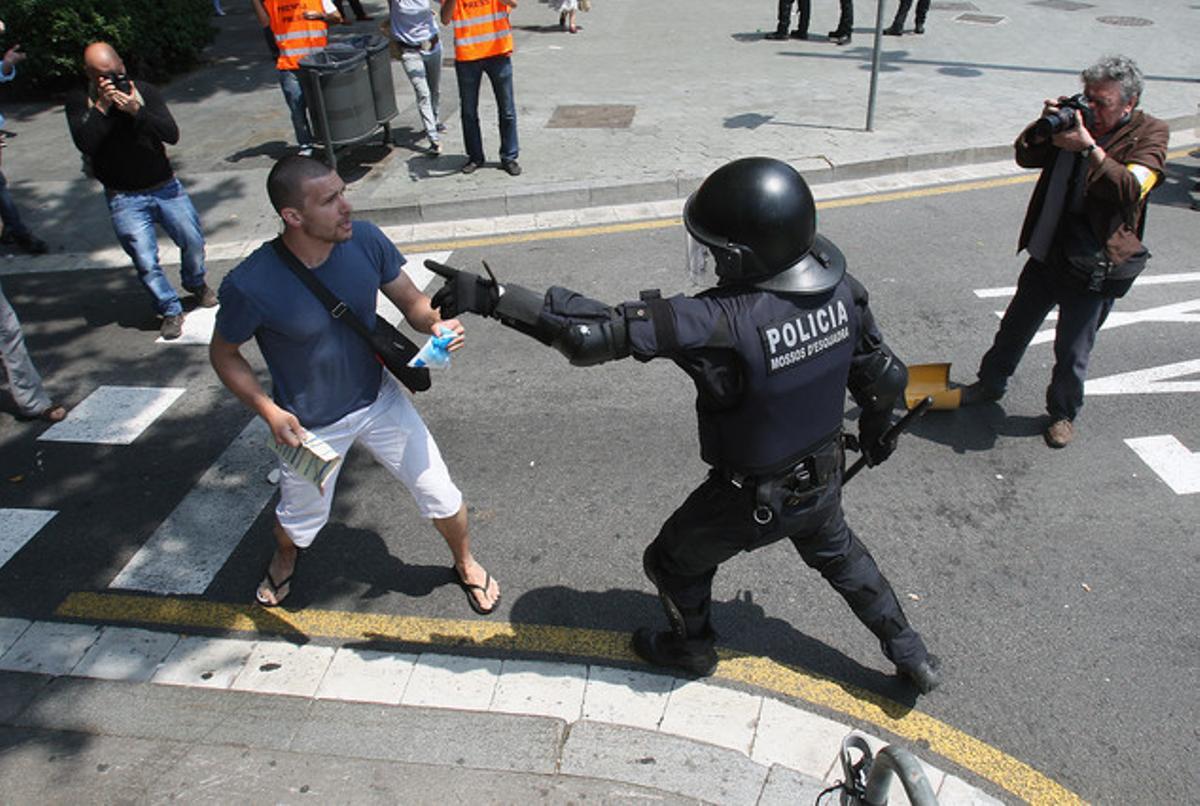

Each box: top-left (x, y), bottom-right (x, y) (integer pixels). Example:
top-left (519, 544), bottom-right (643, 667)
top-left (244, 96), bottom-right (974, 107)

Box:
top-left (399, 43), bottom-right (443, 142)
top-left (455, 55), bottom-right (518, 164)
top-left (0, 171), bottom-right (31, 240)
top-left (278, 70), bottom-right (313, 147)
top-left (977, 258), bottom-right (1115, 421)
top-left (106, 178), bottom-right (208, 317)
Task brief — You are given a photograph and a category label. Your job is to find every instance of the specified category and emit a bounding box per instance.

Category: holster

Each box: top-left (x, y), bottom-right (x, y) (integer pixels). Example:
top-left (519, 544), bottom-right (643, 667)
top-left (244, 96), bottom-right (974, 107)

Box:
top-left (722, 436), bottom-right (842, 526)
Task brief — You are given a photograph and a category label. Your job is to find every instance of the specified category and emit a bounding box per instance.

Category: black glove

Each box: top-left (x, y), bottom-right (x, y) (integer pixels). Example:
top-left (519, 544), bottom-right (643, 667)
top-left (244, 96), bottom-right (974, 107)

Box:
top-left (858, 408), bottom-right (896, 467)
top-left (425, 259), bottom-right (500, 318)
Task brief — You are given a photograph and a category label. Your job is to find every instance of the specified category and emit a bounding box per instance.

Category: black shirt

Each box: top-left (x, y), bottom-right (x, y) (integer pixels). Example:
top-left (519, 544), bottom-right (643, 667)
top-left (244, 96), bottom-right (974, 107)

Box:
top-left (64, 80), bottom-right (179, 192)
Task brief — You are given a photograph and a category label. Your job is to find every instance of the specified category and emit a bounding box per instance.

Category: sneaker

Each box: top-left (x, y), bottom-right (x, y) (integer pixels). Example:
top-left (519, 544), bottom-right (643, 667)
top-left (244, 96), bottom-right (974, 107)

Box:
top-left (428, 139), bottom-right (442, 156)
top-left (959, 381), bottom-right (1003, 406)
top-left (898, 654), bottom-right (942, 694)
top-left (461, 160), bottom-right (482, 174)
top-left (13, 233), bottom-right (48, 255)
top-left (436, 121), bottom-right (447, 133)
top-left (160, 313), bottom-right (185, 341)
top-left (764, 30), bottom-right (788, 40)
top-left (830, 31), bottom-right (852, 45)
top-left (187, 284), bottom-right (218, 308)
top-left (631, 628), bottom-right (718, 677)
top-left (501, 159), bottom-right (522, 177)
top-left (1044, 418), bottom-right (1074, 449)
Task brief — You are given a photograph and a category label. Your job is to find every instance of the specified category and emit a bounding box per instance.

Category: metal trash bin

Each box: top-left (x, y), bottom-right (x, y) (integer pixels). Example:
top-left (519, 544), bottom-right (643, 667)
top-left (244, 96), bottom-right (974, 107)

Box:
top-left (298, 45), bottom-right (376, 147)
top-left (329, 33), bottom-right (398, 125)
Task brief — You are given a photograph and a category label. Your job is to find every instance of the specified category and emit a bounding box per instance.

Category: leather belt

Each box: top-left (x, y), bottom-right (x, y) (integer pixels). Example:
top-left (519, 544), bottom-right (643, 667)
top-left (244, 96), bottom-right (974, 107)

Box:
top-left (399, 34), bottom-right (438, 52)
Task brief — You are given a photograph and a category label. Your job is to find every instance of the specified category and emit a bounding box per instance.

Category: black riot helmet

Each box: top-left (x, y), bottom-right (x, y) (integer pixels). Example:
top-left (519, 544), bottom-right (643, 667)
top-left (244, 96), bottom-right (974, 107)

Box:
top-left (683, 157), bottom-right (845, 294)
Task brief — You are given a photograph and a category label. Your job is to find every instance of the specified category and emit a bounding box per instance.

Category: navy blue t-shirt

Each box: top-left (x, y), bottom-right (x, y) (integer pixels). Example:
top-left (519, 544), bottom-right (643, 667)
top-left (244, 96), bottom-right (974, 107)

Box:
top-left (216, 222), bottom-right (405, 427)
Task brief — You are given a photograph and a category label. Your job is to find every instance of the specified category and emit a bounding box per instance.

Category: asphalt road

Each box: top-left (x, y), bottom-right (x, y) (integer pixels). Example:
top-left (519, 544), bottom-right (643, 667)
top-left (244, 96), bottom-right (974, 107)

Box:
top-left (2, 153), bottom-right (1198, 803)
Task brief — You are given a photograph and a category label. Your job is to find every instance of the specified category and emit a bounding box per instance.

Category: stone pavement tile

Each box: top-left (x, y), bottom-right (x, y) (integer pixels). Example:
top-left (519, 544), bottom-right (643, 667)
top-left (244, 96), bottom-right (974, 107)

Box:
top-left (581, 665), bottom-right (674, 730)
top-left (71, 627), bottom-right (180, 683)
top-left (314, 646), bottom-right (417, 704)
top-left (756, 763), bottom-right (835, 806)
top-left (750, 696), bottom-right (847, 779)
top-left (0, 672), bottom-right (51, 723)
top-left (401, 652), bottom-right (501, 711)
top-left (0, 622), bottom-right (101, 676)
top-left (561, 719), bottom-right (768, 804)
top-left (490, 658), bottom-right (587, 722)
top-left (937, 773), bottom-right (1008, 805)
top-left (152, 635), bottom-right (256, 689)
top-left (0, 618), bottom-right (30, 657)
top-left (230, 641), bottom-right (337, 697)
top-left (296, 700), bottom-right (563, 775)
top-left (659, 677), bottom-right (763, 754)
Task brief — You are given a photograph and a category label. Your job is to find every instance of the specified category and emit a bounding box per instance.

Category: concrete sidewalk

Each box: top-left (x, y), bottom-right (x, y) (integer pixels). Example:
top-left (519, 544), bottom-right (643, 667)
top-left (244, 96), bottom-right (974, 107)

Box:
top-left (0, 0), bottom-right (1195, 265)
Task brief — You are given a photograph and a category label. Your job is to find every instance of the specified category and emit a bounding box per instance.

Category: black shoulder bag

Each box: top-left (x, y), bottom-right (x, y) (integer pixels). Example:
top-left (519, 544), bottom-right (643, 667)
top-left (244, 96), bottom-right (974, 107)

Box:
top-left (271, 238), bottom-right (431, 393)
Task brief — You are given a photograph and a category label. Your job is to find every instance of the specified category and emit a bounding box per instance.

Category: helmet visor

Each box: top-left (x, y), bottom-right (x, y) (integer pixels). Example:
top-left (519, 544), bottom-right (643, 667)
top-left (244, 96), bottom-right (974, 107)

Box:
top-left (685, 230), bottom-right (712, 286)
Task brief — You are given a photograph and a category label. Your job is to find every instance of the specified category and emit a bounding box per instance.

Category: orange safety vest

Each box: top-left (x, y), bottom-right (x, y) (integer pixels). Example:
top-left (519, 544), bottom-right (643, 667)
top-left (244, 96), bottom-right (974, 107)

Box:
top-left (266, 0), bottom-right (329, 71)
top-left (450, 0), bottom-right (513, 63)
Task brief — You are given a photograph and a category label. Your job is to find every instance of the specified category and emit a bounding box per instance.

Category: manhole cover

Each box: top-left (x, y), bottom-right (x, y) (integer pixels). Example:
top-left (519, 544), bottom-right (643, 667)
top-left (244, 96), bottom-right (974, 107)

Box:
top-left (1097, 15), bottom-right (1153, 27)
top-left (955, 13), bottom-right (1005, 24)
top-left (930, 2), bottom-right (978, 9)
top-left (547, 104), bottom-right (636, 129)
top-left (1031, 0), bottom-right (1093, 10)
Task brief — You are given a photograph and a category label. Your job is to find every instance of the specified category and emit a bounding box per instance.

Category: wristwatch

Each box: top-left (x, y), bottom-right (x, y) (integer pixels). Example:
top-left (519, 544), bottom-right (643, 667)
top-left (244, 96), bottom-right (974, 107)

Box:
top-left (1081, 144), bottom-right (1096, 159)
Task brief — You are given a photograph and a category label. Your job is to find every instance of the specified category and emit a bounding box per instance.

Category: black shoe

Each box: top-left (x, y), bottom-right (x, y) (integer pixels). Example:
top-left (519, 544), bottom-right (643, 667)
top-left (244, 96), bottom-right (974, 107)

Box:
top-left (789, 29), bottom-right (808, 39)
top-left (914, 22), bottom-right (925, 33)
top-left (501, 159), bottom-right (522, 177)
top-left (13, 233), bottom-right (48, 255)
top-left (959, 381), bottom-right (1002, 406)
top-left (764, 30), bottom-right (788, 40)
top-left (631, 628), bottom-right (718, 677)
top-left (883, 25), bottom-right (903, 35)
top-left (829, 31), bottom-right (852, 45)
top-left (461, 160), bottom-right (481, 174)
top-left (898, 654), bottom-right (941, 694)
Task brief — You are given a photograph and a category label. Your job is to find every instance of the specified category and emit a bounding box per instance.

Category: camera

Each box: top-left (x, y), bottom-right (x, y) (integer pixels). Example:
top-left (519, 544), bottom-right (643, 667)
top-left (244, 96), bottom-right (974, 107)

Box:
top-left (1033, 93), bottom-right (1095, 139)
top-left (105, 72), bottom-right (132, 94)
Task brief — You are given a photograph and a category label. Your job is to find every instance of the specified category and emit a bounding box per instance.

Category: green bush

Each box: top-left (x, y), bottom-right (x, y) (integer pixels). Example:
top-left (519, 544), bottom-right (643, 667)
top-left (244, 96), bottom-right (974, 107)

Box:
top-left (0, 0), bottom-right (215, 94)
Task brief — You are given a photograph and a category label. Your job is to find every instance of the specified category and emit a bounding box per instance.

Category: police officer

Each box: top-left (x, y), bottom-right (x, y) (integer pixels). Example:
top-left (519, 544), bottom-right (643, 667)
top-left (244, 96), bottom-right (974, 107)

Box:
top-left (428, 157), bottom-right (941, 693)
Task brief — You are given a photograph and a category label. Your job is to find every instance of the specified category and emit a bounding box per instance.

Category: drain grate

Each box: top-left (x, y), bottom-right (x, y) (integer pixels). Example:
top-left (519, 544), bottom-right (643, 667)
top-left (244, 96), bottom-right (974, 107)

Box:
top-left (547, 104), bottom-right (636, 129)
top-left (1030, 0), bottom-right (1093, 10)
top-left (1097, 15), bottom-right (1153, 27)
top-left (955, 12), bottom-right (1005, 24)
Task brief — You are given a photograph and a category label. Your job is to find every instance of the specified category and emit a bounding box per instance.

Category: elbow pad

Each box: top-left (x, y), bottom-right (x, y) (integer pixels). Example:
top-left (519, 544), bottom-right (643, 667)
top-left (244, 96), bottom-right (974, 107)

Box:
top-left (555, 316), bottom-right (629, 366)
top-left (849, 348), bottom-right (908, 412)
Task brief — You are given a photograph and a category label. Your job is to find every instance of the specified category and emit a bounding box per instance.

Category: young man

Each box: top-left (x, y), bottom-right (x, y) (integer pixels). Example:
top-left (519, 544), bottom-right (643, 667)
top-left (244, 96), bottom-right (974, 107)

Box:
top-left (65, 42), bottom-right (212, 340)
top-left (210, 156), bottom-right (500, 614)
top-left (441, 0), bottom-right (520, 175)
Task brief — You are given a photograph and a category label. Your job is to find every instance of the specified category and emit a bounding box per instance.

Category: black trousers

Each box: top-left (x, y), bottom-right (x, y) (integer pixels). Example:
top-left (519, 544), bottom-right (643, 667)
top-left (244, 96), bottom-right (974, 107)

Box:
top-left (646, 464), bottom-right (928, 668)
top-left (834, 0), bottom-right (853, 34)
top-left (890, 0), bottom-right (930, 28)
top-left (775, 0), bottom-right (812, 33)
top-left (977, 258), bottom-right (1115, 421)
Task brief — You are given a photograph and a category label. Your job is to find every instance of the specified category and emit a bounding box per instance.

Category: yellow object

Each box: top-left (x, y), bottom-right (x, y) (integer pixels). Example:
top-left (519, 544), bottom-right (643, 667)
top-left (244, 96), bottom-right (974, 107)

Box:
top-left (905, 363), bottom-right (963, 410)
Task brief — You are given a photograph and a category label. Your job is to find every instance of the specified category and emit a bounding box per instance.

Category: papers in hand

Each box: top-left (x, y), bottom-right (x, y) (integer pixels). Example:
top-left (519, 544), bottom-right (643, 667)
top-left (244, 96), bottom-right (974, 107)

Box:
top-left (268, 431), bottom-right (341, 493)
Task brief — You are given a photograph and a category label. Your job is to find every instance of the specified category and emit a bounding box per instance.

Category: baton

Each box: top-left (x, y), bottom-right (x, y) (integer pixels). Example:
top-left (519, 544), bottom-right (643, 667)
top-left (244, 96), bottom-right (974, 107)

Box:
top-left (843, 395), bottom-right (934, 484)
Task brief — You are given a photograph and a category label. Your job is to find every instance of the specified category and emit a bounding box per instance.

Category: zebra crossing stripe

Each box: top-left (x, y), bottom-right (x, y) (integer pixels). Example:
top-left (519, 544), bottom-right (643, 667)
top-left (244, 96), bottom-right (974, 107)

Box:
top-left (0, 509), bottom-right (56, 570)
top-left (39, 386), bottom-right (185, 445)
top-left (109, 418), bottom-right (276, 594)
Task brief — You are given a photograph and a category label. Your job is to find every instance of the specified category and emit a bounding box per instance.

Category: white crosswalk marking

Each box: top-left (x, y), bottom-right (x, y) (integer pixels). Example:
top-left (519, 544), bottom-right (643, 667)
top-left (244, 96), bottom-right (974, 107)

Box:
top-left (109, 418), bottom-right (276, 594)
top-left (155, 305), bottom-right (218, 345)
top-left (0, 509), bottom-right (56, 570)
top-left (38, 385), bottom-right (185, 445)
top-left (1125, 435), bottom-right (1200, 495)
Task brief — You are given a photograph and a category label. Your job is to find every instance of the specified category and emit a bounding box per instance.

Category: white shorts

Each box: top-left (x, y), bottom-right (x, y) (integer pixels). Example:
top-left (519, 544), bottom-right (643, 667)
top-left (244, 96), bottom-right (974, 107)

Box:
top-left (275, 378), bottom-right (463, 547)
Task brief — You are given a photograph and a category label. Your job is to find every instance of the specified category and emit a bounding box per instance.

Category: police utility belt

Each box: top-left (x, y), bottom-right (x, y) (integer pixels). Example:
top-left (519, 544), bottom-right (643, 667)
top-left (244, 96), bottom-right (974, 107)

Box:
top-left (398, 34), bottom-right (438, 52)
top-left (717, 433), bottom-right (842, 525)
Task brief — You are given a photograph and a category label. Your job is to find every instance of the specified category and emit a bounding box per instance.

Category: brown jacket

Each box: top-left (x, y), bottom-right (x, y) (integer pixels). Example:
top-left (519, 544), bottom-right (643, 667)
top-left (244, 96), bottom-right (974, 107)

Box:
top-left (1015, 109), bottom-right (1169, 269)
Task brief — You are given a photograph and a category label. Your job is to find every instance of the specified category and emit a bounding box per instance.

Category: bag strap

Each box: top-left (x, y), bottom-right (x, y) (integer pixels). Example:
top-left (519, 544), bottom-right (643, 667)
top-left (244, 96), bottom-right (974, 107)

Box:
top-left (271, 237), bottom-right (378, 347)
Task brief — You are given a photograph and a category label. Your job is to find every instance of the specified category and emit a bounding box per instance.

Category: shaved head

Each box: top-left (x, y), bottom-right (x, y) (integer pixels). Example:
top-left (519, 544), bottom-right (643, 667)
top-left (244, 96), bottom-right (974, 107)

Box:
top-left (83, 42), bottom-right (123, 79)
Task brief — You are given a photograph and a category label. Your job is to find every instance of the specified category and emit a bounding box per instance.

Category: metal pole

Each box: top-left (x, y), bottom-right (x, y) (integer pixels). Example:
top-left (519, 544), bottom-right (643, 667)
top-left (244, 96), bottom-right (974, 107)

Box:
top-left (865, 0), bottom-right (887, 131)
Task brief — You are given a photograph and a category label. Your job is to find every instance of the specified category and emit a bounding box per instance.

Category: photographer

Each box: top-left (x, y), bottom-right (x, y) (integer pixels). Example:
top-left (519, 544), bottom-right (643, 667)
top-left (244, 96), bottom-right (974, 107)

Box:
top-left (64, 42), bottom-right (212, 341)
top-left (960, 55), bottom-right (1168, 448)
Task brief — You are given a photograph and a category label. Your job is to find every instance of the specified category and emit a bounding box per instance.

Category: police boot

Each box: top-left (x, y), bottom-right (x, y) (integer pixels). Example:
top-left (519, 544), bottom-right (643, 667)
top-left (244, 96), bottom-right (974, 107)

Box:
top-left (632, 627), bottom-right (718, 677)
top-left (897, 653), bottom-right (942, 694)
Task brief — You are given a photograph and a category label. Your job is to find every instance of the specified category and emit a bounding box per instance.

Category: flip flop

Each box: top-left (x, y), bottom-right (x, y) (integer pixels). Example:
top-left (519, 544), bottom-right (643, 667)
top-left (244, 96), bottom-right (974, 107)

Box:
top-left (456, 569), bottom-right (499, 616)
top-left (255, 569), bottom-right (293, 607)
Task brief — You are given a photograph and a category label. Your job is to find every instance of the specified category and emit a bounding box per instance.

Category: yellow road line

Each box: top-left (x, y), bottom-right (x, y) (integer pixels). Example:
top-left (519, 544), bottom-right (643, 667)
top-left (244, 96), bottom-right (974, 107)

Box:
top-left (57, 591), bottom-right (1084, 805)
top-left (406, 146), bottom-right (1197, 253)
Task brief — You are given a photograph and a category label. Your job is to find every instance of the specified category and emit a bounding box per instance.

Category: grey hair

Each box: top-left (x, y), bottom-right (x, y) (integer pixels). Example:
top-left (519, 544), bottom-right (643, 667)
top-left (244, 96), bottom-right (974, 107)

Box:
top-left (1081, 55), bottom-right (1144, 104)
